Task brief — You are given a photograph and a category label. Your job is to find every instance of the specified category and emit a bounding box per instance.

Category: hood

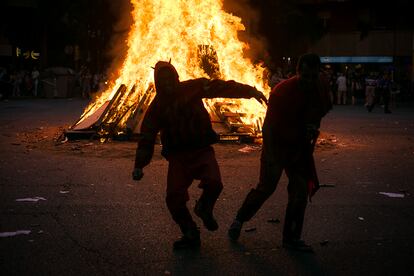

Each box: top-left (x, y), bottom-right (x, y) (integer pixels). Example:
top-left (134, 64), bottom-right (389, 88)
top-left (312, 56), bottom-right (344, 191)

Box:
top-left (154, 61), bottom-right (179, 93)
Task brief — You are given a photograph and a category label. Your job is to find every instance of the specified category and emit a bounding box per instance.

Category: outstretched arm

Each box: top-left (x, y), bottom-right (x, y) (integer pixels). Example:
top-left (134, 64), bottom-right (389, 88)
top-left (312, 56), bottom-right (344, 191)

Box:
top-left (201, 79), bottom-right (267, 104)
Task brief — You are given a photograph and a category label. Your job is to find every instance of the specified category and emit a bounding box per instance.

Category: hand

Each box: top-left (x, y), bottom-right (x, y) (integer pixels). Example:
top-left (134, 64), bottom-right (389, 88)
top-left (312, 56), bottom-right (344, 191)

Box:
top-left (305, 124), bottom-right (319, 142)
top-left (252, 89), bottom-right (268, 105)
top-left (132, 168), bottom-right (144, 181)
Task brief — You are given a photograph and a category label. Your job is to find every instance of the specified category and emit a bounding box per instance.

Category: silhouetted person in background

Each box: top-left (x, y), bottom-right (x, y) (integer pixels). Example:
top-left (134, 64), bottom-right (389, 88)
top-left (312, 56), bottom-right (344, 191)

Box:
top-left (365, 73), bottom-right (377, 112)
top-left (336, 72), bottom-right (347, 104)
top-left (228, 53), bottom-right (332, 252)
top-left (132, 61), bottom-right (267, 250)
top-left (378, 73), bottom-right (392, 113)
top-left (32, 67), bottom-right (40, 97)
top-left (0, 67), bottom-right (11, 100)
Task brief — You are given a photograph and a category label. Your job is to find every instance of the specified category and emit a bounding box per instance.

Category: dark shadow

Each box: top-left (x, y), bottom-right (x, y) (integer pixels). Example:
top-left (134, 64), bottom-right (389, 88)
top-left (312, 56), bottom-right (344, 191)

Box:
top-left (226, 239), bottom-right (286, 275)
top-left (228, 239), bottom-right (247, 251)
top-left (170, 246), bottom-right (220, 275)
top-left (286, 248), bottom-right (330, 276)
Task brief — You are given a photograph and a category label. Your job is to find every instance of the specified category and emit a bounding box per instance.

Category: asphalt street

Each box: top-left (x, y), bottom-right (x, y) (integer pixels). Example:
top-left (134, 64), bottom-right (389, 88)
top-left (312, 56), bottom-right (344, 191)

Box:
top-left (1, 98), bottom-right (414, 275)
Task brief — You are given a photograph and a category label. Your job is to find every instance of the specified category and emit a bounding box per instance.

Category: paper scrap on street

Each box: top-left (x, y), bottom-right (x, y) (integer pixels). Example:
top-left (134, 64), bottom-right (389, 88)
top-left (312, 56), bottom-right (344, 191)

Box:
top-left (379, 192), bottom-right (405, 198)
top-left (267, 218), bottom-right (280, 224)
top-left (15, 197), bottom-right (47, 202)
top-left (0, 230), bottom-right (31, 238)
top-left (245, 227), bottom-right (257, 232)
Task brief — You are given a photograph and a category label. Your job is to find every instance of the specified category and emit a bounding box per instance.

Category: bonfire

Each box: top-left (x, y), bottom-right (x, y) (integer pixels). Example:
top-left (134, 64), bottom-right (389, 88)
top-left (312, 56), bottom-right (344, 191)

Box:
top-left (68, 0), bottom-right (270, 142)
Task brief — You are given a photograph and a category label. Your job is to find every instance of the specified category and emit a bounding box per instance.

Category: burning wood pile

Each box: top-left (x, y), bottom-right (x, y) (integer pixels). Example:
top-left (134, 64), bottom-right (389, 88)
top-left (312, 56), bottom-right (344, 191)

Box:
top-left (65, 0), bottom-right (269, 143)
top-left (66, 83), bottom-right (264, 142)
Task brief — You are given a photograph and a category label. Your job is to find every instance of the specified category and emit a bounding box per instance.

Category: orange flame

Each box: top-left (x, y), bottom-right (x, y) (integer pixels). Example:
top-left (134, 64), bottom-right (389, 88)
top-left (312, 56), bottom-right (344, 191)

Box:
top-left (76, 0), bottom-right (269, 133)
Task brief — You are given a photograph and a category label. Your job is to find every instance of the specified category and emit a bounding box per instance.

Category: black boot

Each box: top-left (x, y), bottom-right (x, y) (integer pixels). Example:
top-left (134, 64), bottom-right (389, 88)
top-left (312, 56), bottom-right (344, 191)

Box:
top-left (228, 219), bottom-right (243, 241)
top-left (194, 200), bottom-right (218, 231)
top-left (173, 227), bottom-right (201, 250)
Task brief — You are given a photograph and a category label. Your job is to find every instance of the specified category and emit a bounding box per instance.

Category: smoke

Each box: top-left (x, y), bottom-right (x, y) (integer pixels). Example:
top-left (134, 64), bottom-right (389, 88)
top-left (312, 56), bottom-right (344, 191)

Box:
top-left (104, 0), bottom-right (133, 81)
top-left (222, 0), bottom-right (269, 65)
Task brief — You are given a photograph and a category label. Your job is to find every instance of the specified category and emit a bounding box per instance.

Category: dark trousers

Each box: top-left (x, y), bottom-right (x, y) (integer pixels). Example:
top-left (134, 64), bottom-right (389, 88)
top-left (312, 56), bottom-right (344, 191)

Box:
top-left (236, 147), bottom-right (309, 241)
top-left (382, 89), bottom-right (391, 112)
top-left (166, 146), bottom-right (223, 233)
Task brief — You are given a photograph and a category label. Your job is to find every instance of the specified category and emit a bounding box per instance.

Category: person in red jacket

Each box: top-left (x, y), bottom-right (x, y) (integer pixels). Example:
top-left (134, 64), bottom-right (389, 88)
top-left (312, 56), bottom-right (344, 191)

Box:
top-left (228, 53), bottom-right (332, 252)
top-left (132, 61), bottom-right (267, 250)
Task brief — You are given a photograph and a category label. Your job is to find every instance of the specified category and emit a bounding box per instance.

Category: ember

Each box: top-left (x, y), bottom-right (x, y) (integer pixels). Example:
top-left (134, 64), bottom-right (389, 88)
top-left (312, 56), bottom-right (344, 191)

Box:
top-left (67, 0), bottom-right (269, 142)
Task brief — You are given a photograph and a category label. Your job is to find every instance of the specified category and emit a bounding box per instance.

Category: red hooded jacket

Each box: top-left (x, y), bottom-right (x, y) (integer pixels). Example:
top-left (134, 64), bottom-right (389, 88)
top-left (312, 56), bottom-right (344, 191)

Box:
top-left (263, 75), bottom-right (332, 200)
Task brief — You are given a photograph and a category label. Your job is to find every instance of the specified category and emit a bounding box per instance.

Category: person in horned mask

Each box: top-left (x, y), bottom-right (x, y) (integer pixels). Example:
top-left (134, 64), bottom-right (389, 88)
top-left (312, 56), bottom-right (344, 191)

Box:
top-left (132, 60), bottom-right (267, 250)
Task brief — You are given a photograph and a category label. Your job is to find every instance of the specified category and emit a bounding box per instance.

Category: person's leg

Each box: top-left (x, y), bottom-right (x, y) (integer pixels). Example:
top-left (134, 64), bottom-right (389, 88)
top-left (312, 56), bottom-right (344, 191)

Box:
top-left (283, 173), bottom-right (308, 241)
top-left (365, 88), bottom-right (369, 107)
top-left (367, 87), bottom-right (375, 112)
top-left (282, 164), bottom-right (312, 252)
top-left (192, 147), bottom-right (223, 231)
top-left (383, 89), bottom-right (391, 113)
top-left (166, 156), bottom-right (199, 249)
top-left (236, 158), bottom-right (282, 222)
top-left (372, 88), bottom-right (381, 110)
top-left (351, 89), bottom-right (355, 105)
top-left (228, 148), bottom-right (283, 241)
top-left (342, 90), bottom-right (347, 105)
top-left (34, 80), bottom-right (38, 97)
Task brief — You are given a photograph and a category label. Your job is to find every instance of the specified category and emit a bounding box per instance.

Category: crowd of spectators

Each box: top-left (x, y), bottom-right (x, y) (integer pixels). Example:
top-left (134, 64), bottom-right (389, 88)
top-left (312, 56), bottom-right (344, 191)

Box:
top-left (0, 65), bottom-right (108, 100)
top-left (263, 64), bottom-right (411, 111)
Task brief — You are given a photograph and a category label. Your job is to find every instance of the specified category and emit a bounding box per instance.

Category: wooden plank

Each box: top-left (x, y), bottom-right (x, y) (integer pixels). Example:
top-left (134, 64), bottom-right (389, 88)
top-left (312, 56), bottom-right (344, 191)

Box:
top-left (72, 101), bottom-right (110, 130)
top-left (71, 84), bottom-right (126, 131)
top-left (128, 84), bottom-right (155, 134)
top-left (98, 84), bottom-right (127, 125)
top-left (222, 112), bottom-right (246, 117)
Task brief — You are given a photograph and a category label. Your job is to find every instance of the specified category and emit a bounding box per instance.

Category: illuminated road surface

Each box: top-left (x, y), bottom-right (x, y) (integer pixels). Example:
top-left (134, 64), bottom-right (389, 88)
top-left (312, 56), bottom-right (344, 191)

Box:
top-left (1, 99), bottom-right (413, 275)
